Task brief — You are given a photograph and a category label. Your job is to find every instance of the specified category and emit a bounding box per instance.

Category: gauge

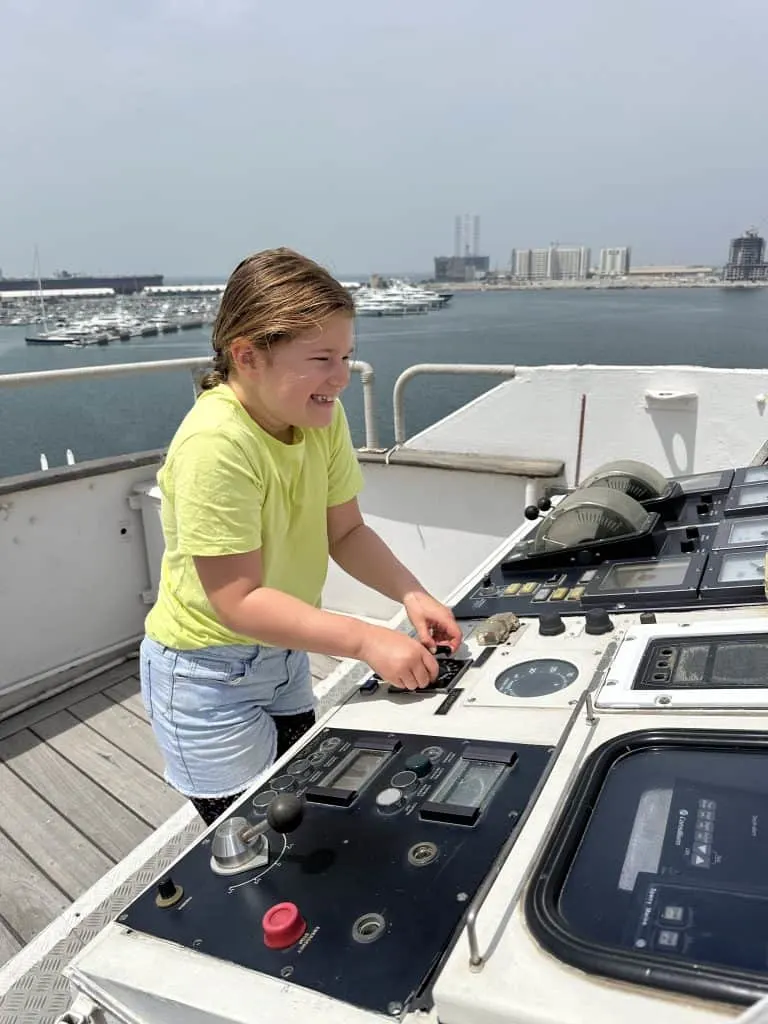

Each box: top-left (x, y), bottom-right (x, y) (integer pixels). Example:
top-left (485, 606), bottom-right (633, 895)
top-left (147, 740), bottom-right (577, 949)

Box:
top-left (717, 552), bottom-right (765, 583)
top-left (737, 484), bottom-right (768, 507)
top-left (495, 659), bottom-right (579, 698)
top-left (728, 518), bottom-right (768, 546)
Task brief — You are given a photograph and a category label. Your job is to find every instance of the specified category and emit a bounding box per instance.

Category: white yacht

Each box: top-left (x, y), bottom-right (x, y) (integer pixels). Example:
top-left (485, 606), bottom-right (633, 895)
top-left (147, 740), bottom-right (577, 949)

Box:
top-left (2, 356), bottom-right (768, 1024)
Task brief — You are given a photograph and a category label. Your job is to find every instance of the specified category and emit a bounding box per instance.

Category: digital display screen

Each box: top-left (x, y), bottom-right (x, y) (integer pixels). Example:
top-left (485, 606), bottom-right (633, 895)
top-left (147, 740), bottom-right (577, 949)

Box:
top-left (744, 467), bottom-right (768, 483)
top-left (618, 787), bottom-right (672, 891)
top-left (728, 518), bottom-right (768, 546)
top-left (599, 557), bottom-right (690, 592)
top-left (674, 472), bottom-right (725, 493)
top-left (717, 551), bottom-right (765, 583)
top-left (431, 758), bottom-right (506, 810)
top-left (737, 484), bottom-right (768, 507)
top-left (322, 748), bottom-right (387, 792)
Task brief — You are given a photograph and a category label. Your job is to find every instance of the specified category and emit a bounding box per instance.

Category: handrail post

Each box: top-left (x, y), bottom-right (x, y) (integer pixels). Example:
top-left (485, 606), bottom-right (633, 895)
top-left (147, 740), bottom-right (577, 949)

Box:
top-left (392, 363), bottom-right (517, 445)
top-left (349, 359), bottom-right (379, 450)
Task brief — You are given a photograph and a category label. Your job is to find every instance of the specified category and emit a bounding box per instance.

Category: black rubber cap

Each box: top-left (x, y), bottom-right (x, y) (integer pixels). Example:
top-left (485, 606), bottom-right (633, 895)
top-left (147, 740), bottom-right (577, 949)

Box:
top-left (537, 496), bottom-right (552, 512)
top-left (524, 505), bottom-right (540, 520)
top-left (585, 608), bottom-right (614, 635)
top-left (157, 877), bottom-right (177, 901)
top-left (267, 794), bottom-right (304, 834)
top-left (539, 612), bottom-right (566, 636)
top-left (405, 753), bottom-right (432, 778)
top-left (639, 612), bottom-right (657, 624)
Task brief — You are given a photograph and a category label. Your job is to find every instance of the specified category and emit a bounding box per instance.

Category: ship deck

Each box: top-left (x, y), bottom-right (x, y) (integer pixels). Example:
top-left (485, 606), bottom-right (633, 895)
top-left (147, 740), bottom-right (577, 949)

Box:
top-left (0, 649), bottom-right (339, 1022)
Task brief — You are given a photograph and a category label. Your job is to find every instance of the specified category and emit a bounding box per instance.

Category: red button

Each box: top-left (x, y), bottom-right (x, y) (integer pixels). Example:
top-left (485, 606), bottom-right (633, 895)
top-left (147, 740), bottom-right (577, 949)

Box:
top-left (262, 902), bottom-right (306, 949)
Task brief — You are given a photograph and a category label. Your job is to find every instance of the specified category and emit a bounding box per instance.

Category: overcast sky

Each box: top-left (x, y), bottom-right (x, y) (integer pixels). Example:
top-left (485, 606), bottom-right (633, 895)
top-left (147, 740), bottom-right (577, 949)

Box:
top-left (2, 0), bottom-right (766, 278)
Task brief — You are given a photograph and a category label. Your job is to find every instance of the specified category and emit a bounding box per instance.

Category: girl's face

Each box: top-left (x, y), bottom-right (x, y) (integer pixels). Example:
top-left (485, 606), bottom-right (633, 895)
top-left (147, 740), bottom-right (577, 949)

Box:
top-left (230, 312), bottom-right (354, 441)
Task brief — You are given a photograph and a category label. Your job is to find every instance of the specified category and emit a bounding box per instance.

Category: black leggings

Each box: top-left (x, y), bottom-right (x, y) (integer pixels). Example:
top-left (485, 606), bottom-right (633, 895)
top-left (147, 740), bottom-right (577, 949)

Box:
top-left (189, 710), bottom-right (316, 826)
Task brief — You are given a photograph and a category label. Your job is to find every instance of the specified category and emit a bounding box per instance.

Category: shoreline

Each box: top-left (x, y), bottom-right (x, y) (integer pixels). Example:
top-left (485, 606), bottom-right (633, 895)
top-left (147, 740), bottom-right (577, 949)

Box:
top-left (426, 279), bottom-right (766, 293)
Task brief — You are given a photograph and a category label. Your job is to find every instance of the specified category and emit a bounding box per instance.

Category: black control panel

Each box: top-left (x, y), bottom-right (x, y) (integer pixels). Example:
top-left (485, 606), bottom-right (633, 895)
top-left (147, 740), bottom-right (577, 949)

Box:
top-left (120, 728), bottom-right (552, 1017)
top-left (453, 467), bottom-right (768, 620)
top-left (634, 632), bottom-right (768, 690)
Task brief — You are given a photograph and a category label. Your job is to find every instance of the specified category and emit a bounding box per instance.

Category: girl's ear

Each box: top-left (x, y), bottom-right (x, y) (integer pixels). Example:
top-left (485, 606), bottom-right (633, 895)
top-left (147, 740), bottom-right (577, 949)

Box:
top-left (229, 338), bottom-right (262, 375)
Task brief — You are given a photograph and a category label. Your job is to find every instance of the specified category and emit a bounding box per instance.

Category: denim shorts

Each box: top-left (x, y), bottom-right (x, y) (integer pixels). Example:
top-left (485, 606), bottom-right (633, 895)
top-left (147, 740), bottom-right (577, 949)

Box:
top-left (139, 636), bottom-right (314, 799)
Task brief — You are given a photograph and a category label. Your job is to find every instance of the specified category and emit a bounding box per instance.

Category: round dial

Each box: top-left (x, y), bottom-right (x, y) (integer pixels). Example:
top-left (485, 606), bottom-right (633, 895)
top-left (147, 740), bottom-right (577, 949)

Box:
top-left (495, 659), bottom-right (579, 698)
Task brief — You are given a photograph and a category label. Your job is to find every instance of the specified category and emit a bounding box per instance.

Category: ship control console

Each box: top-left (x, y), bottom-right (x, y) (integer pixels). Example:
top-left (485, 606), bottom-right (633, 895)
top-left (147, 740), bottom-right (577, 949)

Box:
top-left (64, 456), bottom-right (768, 1024)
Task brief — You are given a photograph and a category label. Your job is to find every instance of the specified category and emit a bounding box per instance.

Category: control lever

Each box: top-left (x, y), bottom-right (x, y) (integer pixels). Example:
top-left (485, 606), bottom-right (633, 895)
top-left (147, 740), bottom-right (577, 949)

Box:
top-left (210, 794), bottom-right (304, 876)
top-left (239, 793), bottom-right (304, 844)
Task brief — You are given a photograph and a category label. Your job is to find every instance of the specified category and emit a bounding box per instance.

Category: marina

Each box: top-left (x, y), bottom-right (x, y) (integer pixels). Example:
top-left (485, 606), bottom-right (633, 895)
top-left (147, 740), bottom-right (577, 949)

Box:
top-left (0, 278), bottom-right (451, 346)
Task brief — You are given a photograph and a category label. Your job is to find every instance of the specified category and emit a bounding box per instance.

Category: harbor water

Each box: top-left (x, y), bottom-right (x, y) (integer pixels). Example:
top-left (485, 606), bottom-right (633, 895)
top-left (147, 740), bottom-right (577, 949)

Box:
top-left (1, 287), bottom-right (767, 480)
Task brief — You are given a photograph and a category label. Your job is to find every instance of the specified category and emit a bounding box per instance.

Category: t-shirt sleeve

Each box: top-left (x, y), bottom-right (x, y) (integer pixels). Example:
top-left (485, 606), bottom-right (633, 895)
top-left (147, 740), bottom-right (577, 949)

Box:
top-left (166, 432), bottom-right (264, 556)
top-left (327, 402), bottom-right (364, 507)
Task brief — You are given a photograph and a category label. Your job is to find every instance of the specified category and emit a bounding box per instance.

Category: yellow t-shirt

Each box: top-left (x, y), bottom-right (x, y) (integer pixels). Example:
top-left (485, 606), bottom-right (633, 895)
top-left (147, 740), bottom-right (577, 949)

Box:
top-left (145, 385), bottom-right (364, 649)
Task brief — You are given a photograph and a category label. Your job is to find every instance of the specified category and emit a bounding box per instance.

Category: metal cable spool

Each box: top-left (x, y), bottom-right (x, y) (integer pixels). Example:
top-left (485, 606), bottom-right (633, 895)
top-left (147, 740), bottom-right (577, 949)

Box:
top-left (579, 459), bottom-right (670, 503)
top-left (531, 486), bottom-right (653, 552)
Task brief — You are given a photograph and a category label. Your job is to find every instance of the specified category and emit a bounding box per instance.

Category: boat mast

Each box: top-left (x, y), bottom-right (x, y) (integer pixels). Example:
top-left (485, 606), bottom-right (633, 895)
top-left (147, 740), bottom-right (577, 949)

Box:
top-left (33, 245), bottom-right (49, 333)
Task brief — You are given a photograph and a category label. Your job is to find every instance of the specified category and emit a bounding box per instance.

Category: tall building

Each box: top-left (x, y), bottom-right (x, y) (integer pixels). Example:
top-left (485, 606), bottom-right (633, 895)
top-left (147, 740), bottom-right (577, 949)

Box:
top-left (599, 247), bottom-right (631, 276)
top-left (435, 214), bottom-right (490, 281)
top-left (434, 255), bottom-right (490, 282)
top-left (512, 246), bottom-right (590, 281)
top-left (723, 229), bottom-right (768, 281)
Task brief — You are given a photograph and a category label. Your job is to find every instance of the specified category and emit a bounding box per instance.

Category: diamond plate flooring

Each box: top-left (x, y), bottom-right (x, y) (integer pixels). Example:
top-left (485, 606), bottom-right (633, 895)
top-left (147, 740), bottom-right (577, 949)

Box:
top-left (0, 818), bottom-right (203, 1023)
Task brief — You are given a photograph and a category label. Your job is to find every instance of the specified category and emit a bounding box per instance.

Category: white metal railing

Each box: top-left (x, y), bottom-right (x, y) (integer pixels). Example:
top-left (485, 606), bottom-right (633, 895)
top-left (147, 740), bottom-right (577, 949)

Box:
top-left (0, 357), bottom-right (381, 451)
top-left (392, 363), bottom-right (517, 444)
top-left (0, 357), bottom-right (522, 457)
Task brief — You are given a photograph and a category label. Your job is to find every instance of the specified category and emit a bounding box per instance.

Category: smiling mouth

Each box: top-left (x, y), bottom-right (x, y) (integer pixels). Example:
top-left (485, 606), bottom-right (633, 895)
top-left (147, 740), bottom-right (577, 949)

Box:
top-left (310, 394), bottom-right (335, 404)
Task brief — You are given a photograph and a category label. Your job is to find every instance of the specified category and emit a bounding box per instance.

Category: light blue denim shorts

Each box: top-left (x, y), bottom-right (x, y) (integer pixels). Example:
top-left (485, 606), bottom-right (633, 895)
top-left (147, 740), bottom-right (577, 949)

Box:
top-left (139, 636), bottom-right (314, 799)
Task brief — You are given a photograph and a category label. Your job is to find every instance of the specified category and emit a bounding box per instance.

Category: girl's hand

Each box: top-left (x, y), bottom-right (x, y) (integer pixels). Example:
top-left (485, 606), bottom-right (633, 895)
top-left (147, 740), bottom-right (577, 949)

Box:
top-left (403, 591), bottom-right (463, 653)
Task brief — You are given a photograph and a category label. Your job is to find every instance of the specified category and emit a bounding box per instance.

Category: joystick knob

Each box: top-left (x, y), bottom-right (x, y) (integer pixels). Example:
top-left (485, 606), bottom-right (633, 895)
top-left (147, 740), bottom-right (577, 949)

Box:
top-left (539, 612), bottom-right (565, 637)
top-left (266, 793), bottom-right (304, 834)
top-left (537, 496), bottom-right (552, 512)
top-left (585, 608), bottom-right (614, 635)
top-left (524, 505), bottom-right (540, 520)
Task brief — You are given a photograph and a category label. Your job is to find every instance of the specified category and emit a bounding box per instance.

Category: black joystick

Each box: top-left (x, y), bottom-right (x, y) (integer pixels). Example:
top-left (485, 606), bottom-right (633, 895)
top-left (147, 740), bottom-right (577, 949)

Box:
top-left (585, 608), bottom-right (614, 635)
top-left (524, 505), bottom-right (540, 520)
top-left (266, 793), bottom-right (304, 834)
top-left (537, 496), bottom-right (552, 512)
top-left (539, 612), bottom-right (565, 637)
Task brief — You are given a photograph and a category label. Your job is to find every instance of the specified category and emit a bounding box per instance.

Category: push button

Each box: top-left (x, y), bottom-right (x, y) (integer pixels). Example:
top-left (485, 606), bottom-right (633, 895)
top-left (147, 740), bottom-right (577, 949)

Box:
top-left (262, 902), bottom-right (306, 949)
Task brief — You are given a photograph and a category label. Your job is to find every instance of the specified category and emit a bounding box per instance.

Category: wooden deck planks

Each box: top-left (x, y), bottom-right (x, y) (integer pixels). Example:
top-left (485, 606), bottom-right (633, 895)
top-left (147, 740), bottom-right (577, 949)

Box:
top-left (31, 710), bottom-right (185, 828)
top-left (0, 649), bottom-right (341, 971)
top-left (0, 761), bottom-right (113, 897)
top-left (104, 675), bottom-right (148, 721)
top-left (0, 729), bottom-right (152, 860)
top-left (67, 692), bottom-right (166, 776)
top-left (0, 829), bottom-right (70, 944)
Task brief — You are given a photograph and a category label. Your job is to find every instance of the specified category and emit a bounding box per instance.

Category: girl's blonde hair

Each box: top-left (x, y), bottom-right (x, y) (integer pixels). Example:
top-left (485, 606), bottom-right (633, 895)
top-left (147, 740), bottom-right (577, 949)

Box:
top-left (200, 248), bottom-right (355, 390)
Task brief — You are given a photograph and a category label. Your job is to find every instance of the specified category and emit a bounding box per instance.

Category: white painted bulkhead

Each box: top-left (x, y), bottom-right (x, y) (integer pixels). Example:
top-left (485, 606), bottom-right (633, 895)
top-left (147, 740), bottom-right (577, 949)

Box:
top-left (410, 365), bottom-right (768, 483)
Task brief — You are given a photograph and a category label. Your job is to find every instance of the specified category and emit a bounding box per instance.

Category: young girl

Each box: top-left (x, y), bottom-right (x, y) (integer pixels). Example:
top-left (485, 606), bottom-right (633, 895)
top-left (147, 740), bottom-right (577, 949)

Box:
top-left (140, 248), bottom-right (462, 826)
